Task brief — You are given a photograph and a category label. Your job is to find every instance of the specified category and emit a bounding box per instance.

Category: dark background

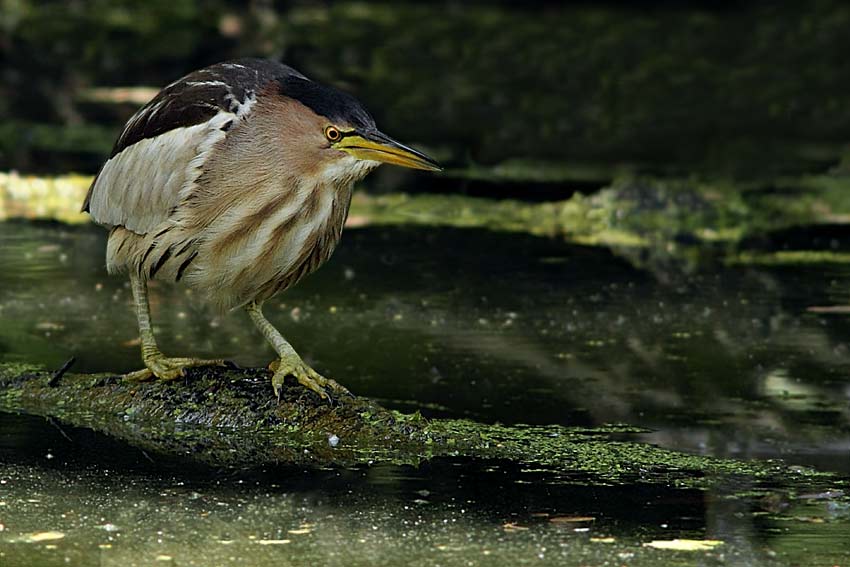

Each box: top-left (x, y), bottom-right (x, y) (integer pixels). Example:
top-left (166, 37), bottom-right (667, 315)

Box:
top-left (2, 0), bottom-right (849, 190)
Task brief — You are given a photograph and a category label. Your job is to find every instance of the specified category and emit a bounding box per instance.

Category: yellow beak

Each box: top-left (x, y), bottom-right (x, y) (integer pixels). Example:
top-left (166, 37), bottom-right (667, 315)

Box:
top-left (334, 130), bottom-right (441, 172)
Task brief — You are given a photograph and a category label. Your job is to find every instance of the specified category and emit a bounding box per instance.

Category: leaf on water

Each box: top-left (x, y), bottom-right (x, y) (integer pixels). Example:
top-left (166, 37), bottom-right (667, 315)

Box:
top-left (256, 539), bottom-right (291, 545)
top-left (590, 537), bottom-right (616, 543)
top-left (502, 522), bottom-right (529, 531)
top-left (24, 531), bottom-right (65, 542)
top-left (287, 528), bottom-right (312, 535)
top-left (643, 539), bottom-right (724, 551)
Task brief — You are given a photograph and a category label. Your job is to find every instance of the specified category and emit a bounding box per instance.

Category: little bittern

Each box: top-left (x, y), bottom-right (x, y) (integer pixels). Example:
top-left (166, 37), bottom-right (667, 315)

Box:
top-left (83, 58), bottom-right (440, 400)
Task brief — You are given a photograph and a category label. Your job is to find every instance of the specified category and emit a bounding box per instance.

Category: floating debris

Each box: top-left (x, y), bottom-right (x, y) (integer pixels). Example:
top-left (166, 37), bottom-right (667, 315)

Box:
top-left (549, 516), bottom-right (595, 524)
top-left (21, 531), bottom-right (65, 542)
top-left (643, 539), bottom-right (724, 551)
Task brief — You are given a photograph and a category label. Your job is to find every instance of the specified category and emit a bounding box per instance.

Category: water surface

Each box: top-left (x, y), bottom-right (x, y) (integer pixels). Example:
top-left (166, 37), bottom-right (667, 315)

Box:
top-left (1, 221), bottom-right (849, 565)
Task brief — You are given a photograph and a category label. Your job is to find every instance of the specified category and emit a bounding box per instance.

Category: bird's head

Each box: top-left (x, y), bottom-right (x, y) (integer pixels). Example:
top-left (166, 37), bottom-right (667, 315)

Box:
top-left (274, 75), bottom-right (440, 184)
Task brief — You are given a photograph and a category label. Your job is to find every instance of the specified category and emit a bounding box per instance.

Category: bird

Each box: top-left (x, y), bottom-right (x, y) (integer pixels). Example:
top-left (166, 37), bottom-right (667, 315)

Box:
top-left (82, 58), bottom-right (440, 400)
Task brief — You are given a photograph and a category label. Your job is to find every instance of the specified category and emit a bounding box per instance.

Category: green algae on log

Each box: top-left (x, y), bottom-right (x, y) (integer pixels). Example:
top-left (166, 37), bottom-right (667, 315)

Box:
top-left (0, 362), bottom-right (834, 490)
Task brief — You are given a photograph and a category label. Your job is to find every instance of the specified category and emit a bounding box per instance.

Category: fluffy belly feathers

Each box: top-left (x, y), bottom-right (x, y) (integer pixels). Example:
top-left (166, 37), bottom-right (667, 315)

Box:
top-left (107, 184), bottom-right (350, 311)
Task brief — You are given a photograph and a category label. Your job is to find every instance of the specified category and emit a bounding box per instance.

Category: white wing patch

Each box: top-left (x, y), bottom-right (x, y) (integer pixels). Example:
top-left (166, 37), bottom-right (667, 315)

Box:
top-left (85, 59), bottom-right (305, 236)
top-left (87, 91), bottom-right (257, 235)
top-left (87, 111), bottom-right (234, 234)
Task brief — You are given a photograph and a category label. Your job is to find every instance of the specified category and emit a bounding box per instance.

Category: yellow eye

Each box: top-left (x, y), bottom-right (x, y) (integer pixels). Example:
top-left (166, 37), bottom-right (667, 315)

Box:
top-left (325, 126), bottom-right (341, 142)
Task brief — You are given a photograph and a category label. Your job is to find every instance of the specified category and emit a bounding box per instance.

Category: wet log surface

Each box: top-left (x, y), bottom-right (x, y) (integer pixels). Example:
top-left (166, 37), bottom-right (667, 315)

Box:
top-left (0, 362), bottom-right (837, 493)
top-left (0, 363), bottom-right (436, 468)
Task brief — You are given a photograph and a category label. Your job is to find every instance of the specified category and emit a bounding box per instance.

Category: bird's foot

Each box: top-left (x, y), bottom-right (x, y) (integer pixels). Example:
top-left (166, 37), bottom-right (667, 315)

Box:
top-left (269, 355), bottom-right (351, 402)
top-left (125, 355), bottom-right (227, 382)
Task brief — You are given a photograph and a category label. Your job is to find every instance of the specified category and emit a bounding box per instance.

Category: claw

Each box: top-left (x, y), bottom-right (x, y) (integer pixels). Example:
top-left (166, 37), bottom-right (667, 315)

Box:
top-left (269, 354), bottom-right (351, 403)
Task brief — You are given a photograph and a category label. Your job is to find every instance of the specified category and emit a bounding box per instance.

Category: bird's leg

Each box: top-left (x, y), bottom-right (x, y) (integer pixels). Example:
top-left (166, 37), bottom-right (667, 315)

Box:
top-left (124, 272), bottom-right (226, 382)
top-left (244, 301), bottom-right (350, 400)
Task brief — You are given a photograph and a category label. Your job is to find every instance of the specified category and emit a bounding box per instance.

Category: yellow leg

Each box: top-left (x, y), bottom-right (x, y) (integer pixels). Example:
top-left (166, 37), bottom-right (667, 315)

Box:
top-left (244, 301), bottom-right (350, 400)
top-left (125, 272), bottom-right (226, 382)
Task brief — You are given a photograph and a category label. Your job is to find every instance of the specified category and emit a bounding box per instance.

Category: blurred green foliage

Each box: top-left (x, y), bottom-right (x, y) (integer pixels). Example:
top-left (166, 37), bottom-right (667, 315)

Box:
top-left (1, 1), bottom-right (850, 180)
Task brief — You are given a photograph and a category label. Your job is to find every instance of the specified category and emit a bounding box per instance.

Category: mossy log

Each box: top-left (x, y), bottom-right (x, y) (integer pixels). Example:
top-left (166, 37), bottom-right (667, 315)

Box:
top-left (0, 363), bottom-right (437, 468)
top-left (0, 362), bottom-right (831, 489)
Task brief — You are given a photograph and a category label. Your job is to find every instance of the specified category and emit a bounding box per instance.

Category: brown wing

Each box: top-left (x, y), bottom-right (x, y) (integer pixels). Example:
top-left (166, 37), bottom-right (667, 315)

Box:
top-left (82, 59), bottom-right (306, 234)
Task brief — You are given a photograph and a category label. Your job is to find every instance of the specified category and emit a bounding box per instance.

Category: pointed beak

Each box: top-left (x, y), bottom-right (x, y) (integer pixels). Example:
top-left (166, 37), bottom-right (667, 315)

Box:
top-left (334, 130), bottom-right (441, 172)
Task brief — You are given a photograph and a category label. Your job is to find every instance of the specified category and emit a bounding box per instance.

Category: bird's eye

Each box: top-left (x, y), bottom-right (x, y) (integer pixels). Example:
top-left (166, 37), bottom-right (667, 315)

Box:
top-left (325, 126), bottom-right (341, 142)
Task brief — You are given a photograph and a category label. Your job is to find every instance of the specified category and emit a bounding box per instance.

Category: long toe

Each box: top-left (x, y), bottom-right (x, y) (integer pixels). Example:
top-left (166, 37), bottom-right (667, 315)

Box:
top-left (270, 356), bottom-right (349, 402)
top-left (321, 376), bottom-right (353, 398)
top-left (124, 357), bottom-right (227, 383)
top-left (295, 369), bottom-right (331, 401)
top-left (124, 368), bottom-right (154, 382)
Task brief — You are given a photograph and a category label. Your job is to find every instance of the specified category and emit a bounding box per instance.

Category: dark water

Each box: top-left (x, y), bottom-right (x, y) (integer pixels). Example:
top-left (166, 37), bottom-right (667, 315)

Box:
top-left (2, 221), bottom-right (850, 565)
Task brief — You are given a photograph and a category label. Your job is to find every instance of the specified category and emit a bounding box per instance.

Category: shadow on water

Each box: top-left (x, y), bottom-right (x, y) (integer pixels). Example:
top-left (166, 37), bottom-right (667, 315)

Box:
top-left (2, 220), bottom-right (850, 565)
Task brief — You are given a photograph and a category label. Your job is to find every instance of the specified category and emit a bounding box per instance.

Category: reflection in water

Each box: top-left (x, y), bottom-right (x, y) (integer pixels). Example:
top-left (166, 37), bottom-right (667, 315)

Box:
top-left (1, 222), bottom-right (848, 468)
top-left (1, 221), bottom-right (850, 565)
top-left (2, 412), bottom-right (847, 567)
